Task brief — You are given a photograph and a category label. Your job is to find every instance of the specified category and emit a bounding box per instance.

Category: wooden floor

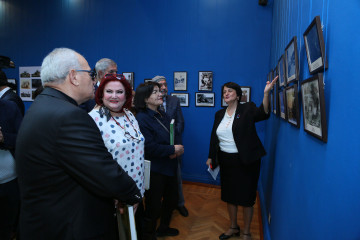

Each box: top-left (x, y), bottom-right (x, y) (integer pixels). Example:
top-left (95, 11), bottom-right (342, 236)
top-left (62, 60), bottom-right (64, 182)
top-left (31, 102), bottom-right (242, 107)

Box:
top-left (158, 183), bottom-right (262, 240)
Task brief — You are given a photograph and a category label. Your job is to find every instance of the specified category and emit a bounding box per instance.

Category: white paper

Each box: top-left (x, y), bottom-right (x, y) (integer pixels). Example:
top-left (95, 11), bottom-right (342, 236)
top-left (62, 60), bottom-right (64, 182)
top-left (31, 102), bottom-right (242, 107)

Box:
top-left (127, 205), bottom-right (137, 240)
top-left (144, 160), bottom-right (151, 190)
top-left (207, 166), bottom-right (220, 180)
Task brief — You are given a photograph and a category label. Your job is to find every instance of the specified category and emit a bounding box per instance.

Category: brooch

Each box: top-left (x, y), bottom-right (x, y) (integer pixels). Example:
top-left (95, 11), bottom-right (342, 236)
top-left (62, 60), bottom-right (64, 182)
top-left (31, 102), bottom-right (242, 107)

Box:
top-left (236, 114), bottom-right (240, 119)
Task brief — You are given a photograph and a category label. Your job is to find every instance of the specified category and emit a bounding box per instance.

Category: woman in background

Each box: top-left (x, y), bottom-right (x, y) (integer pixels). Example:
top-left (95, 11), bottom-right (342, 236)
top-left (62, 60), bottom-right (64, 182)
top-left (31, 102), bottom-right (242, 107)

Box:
top-left (206, 77), bottom-right (277, 240)
top-left (134, 82), bottom-right (184, 240)
top-left (88, 74), bottom-right (145, 239)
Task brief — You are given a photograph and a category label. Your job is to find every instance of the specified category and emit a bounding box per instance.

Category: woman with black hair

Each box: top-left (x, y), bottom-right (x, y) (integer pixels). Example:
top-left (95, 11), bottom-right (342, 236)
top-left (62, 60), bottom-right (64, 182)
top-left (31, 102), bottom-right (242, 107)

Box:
top-left (134, 82), bottom-right (184, 240)
top-left (206, 77), bottom-right (277, 240)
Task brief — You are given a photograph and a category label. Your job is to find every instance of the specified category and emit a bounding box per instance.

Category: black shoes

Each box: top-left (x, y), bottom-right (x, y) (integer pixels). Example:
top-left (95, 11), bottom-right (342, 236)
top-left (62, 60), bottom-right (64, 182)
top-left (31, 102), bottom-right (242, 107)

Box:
top-left (177, 205), bottom-right (189, 217)
top-left (156, 227), bottom-right (179, 237)
top-left (219, 226), bottom-right (240, 240)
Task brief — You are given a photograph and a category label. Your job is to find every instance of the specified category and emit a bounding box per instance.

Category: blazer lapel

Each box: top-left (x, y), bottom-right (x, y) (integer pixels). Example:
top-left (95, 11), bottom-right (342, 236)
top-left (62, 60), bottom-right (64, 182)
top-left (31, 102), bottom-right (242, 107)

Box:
top-left (232, 103), bottom-right (244, 131)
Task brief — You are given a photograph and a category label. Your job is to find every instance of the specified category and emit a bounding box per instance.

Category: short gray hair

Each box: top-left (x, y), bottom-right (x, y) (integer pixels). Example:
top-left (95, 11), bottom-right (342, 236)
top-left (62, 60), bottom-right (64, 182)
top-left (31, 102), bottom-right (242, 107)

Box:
top-left (95, 58), bottom-right (117, 74)
top-left (41, 48), bottom-right (81, 85)
top-left (152, 75), bottom-right (166, 83)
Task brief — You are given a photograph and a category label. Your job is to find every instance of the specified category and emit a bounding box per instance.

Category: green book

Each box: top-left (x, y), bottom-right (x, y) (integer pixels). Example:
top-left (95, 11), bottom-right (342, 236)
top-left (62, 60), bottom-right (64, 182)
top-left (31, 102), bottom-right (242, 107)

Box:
top-left (170, 119), bottom-right (175, 145)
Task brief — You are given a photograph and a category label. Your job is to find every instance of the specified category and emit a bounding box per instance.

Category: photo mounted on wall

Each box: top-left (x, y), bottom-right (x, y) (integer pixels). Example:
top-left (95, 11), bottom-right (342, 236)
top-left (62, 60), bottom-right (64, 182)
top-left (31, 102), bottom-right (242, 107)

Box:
top-left (277, 55), bottom-right (286, 87)
top-left (122, 72), bottom-right (134, 89)
top-left (174, 72), bottom-right (187, 91)
top-left (301, 73), bottom-right (327, 142)
top-left (285, 36), bottom-right (299, 84)
top-left (279, 88), bottom-right (287, 120)
top-left (221, 95), bottom-right (228, 107)
top-left (285, 84), bottom-right (300, 128)
top-left (240, 86), bottom-right (251, 104)
top-left (144, 79), bottom-right (152, 83)
top-left (7, 79), bottom-right (17, 93)
top-left (198, 71), bottom-right (213, 91)
top-left (195, 92), bottom-right (215, 107)
top-left (19, 66), bottom-right (42, 101)
top-left (171, 93), bottom-right (189, 107)
top-left (303, 16), bottom-right (328, 74)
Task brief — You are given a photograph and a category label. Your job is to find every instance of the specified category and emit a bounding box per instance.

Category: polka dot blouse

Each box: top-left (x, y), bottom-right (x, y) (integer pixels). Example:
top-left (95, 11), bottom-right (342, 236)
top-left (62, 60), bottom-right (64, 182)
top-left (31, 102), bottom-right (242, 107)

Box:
top-left (89, 108), bottom-right (145, 196)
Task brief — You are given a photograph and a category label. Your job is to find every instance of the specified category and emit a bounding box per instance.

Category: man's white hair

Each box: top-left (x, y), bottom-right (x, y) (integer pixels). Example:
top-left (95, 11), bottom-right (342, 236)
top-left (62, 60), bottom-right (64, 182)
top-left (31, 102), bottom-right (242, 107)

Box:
top-left (41, 48), bottom-right (81, 85)
top-left (95, 58), bottom-right (117, 74)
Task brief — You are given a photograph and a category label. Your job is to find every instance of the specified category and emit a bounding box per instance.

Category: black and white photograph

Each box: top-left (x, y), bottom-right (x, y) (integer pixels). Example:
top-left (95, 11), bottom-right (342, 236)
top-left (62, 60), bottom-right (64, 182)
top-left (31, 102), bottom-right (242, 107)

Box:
top-left (303, 16), bottom-right (328, 74)
top-left (171, 93), bottom-right (189, 107)
top-left (195, 92), bottom-right (215, 107)
top-left (240, 87), bottom-right (251, 104)
top-left (279, 89), bottom-right (286, 120)
top-left (285, 84), bottom-right (300, 127)
top-left (277, 55), bottom-right (286, 87)
top-left (198, 71), bottom-right (213, 91)
top-left (301, 74), bottom-right (327, 142)
top-left (122, 72), bottom-right (134, 89)
top-left (144, 79), bottom-right (152, 83)
top-left (32, 78), bottom-right (42, 89)
top-left (174, 71), bottom-right (187, 91)
top-left (285, 36), bottom-right (299, 83)
top-left (20, 78), bottom-right (31, 89)
top-left (221, 95), bottom-right (228, 107)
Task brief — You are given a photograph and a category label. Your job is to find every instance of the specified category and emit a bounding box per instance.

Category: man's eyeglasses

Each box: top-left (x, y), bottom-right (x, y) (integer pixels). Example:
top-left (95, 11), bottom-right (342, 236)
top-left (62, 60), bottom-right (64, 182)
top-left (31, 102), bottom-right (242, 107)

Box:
top-left (75, 70), bottom-right (97, 80)
top-left (104, 73), bottom-right (125, 80)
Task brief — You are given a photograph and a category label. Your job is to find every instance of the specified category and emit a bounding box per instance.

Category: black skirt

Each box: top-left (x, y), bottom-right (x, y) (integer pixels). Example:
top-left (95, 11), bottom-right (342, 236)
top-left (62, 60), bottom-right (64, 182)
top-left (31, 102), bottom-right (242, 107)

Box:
top-left (218, 150), bottom-right (260, 207)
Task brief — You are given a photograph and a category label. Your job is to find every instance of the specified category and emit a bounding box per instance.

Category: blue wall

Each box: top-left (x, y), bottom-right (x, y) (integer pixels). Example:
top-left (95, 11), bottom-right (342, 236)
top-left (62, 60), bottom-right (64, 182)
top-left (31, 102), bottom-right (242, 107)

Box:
top-left (259, 0), bottom-right (360, 239)
top-left (0, 0), bottom-right (272, 184)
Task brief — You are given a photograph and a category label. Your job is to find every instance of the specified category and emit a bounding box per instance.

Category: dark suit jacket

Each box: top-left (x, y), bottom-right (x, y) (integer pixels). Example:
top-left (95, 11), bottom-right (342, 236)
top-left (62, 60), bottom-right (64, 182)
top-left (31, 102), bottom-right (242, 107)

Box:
top-left (208, 102), bottom-right (270, 165)
top-left (1, 88), bottom-right (25, 116)
top-left (0, 100), bottom-right (22, 157)
top-left (16, 87), bottom-right (141, 240)
top-left (165, 95), bottom-right (184, 137)
top-left (79, 84), bottom-right (98, 112)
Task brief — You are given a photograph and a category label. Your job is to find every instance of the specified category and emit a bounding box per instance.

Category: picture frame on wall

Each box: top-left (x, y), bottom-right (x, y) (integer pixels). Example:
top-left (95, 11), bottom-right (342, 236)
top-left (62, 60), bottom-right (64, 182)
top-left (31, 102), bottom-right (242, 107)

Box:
top-left (7, 78), bottom-right (17, 93)
top-left (277, 55), bottom-right (286, 87)
top-left (301, 73), bottom-right (327, 142)
top-left (122, 72), bottom-right (134, 89)
top-left (285, 84), bottom-right (300, 128)
top-left (221, 95), bottom-right (228, 107)
top-left (174, 72), bottom-right (187, 91)
top-left (144, 79), bottom-right (152, 83)
top-left (273, 67), bottom-right (279, 115)
top-left (171, 93), bottom-right (189, 107)
top-left (195, 92), bottom-right (215, 107)
top-left (303, 16), bottom-right (328, 75)
top-left (285, 36), bottom-right (299, 84)
top-left (240, 86), bottom-right (251, 104)
top-left (279, 88), bottom-right (287, 120)
top-left (198, 71), bottom-right (213, 91)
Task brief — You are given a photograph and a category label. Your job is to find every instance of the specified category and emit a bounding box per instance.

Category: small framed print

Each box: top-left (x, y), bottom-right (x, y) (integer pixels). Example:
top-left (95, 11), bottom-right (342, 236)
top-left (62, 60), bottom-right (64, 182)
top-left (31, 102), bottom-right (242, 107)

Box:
top-left (122, 72), bottom-right (134, 89)
top-left (198, 71), bottom-right (213, 91)
top-left (277, 55), bottom-right (286, 87)
top-left (303, 16), bottom-right (328, 75)
top-left (267, 70), bottom-right (273, 83)
top-left (285, 84), bottom-right (300, 128)
top-left (7, 78), bottom-right (17, 93)
top-left (144, 79), bottom-right (152, 83)
top-left (221, 95), bottom-right (228, 107)
top-left (285, 36), bottom-right (299, 84)
top-left (301, 73), bottom-right (327, 142)
top-left (240, 87), bottom-right (251, 104)
top-left (174, 72), bottom-right (187, 91)
top-left (279, 88), bottom-right (287, 120)
top-left (171, 93), bottom-right (189, 107)
top-left (195, 92), bottom-right (215, 107)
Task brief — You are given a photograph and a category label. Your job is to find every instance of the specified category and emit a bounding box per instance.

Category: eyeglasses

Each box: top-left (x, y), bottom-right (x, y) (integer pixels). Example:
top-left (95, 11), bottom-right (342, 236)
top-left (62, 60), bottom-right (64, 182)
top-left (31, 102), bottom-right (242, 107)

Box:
top-left (75, 70), bottom-right (97, 80)
top-left (104, 73), bottom-right (125, 80)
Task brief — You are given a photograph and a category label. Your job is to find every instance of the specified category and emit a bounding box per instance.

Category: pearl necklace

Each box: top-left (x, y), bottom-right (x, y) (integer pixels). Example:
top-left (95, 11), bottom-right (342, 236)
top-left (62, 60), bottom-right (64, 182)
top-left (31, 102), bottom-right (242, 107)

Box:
top-left (225, 109), bottom-right (235, 128)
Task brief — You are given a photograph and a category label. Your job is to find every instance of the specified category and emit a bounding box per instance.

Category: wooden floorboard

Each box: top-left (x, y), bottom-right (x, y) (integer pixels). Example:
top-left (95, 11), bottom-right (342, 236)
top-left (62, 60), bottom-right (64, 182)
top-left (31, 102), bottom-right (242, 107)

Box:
top-left (158, 183), bottom-right (261, 240)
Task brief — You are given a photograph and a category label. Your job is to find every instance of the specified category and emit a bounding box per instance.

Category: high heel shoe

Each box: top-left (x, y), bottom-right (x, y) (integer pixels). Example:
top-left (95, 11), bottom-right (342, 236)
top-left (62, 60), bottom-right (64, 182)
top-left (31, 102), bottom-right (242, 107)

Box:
top-left (219, 226), bottom-right (240, 239)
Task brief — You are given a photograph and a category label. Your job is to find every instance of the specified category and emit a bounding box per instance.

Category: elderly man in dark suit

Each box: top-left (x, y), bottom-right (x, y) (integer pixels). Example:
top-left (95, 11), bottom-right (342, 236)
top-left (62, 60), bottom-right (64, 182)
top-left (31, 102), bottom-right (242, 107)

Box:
top-left (16, 48), bottom-right (141, 240)
top-left (152, 75), bottom-right (188, 217)
top-left (0, 70), bottom-right (25, 116)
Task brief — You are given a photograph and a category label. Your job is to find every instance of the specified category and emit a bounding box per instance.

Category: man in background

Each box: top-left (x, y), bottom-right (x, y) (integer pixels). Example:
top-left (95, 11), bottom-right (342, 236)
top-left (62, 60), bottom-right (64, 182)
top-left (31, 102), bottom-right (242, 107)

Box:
top-left (16, 48), bottom-right (141, 240)
top-left (152, 75), bottom-right (188, 217)
top-left (80, 58), bottom-right (117, 112)
top-left (0, 70), bottom-right (25, 116)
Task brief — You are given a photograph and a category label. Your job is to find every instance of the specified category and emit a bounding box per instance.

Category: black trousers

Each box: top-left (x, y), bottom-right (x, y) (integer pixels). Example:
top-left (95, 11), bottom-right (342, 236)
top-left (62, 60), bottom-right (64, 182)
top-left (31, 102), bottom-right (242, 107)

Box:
top-left (143, 172), bottom-right (178, 239)
top-left (0, 178), bottom-right (20, 240)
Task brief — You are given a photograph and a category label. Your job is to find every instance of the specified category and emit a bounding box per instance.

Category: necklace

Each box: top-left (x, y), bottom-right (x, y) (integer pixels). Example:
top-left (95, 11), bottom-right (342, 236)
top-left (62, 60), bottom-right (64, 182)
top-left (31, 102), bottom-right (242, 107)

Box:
top-left (111, 112), bottom-right (141, 143)
top-left (225, 108), bottom-right (235, 128)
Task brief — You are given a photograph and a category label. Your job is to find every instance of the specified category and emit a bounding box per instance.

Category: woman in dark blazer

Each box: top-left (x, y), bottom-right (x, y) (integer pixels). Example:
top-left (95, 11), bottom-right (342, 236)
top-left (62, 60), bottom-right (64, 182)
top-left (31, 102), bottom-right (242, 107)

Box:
top-left (206, 77), bottom-right (277, 240)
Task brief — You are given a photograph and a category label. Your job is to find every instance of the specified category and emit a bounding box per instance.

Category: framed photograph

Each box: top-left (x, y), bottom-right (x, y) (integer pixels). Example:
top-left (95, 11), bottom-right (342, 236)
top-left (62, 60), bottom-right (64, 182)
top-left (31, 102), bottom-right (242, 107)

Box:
top-left (122, 72), bottom-right (134, 89)
top-left (198, 71), bottom-right (213, 91)
top-left (174, 72), bottom-right (187, 91)
top-left (279, 88), bottom-right (287, 120)
top-left (240, 86), bottom-right (251, 104)
top-left (195, 92), bottom-right (215, 107)
top-left (221, 95), bottom-right (228, 107)
top-left (301, 73), bottom-right (327, 142)
top-left (171, 93), bottom-right (189, 107)
top-left (144, 79), bottom-right (152, 83)
top-left (277, 55), bottom-right (286, 87)
top-left (285, 36), bottom-right (299, 84)
top-left (273, 67), bottom-right (279, 115)
top-left (267, 70), bottom-right (273, 83)
top-left (303, 16), bottom-right (328, 74)
top-left (285, 84), bottom-right (300, 128)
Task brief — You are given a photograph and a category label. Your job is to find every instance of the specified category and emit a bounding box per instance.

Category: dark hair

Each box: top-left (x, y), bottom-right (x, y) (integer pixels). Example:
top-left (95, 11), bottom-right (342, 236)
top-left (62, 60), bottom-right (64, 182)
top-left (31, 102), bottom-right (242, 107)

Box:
top-left (0, 70), bottom-right (8, 87)
top-left (95, 74), bottom-right (132, 112)
top-left (134, 82), bottom-right (160, 112)
top-left (222, 82), bottom-right (242, 102)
